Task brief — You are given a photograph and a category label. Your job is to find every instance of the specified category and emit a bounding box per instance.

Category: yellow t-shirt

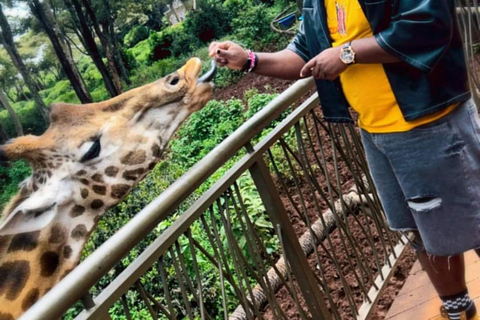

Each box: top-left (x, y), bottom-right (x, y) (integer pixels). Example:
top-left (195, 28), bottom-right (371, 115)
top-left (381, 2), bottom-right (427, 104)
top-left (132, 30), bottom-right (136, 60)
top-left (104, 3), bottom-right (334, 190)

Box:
top-left (325, 0), bottom-right (457, 133)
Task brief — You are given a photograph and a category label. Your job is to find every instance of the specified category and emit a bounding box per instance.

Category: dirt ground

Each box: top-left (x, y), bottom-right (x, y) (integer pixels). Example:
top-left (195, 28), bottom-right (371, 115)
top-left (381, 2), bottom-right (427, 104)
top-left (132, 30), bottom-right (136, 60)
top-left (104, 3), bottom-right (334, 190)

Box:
top-left (212, 73), bottom-right (417, 319)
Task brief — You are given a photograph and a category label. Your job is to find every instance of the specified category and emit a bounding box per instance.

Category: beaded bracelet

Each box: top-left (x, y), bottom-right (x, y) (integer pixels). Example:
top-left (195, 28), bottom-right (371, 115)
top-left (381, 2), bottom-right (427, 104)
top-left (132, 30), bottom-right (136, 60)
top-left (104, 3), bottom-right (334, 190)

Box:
top-left (242, 50), bottom-right (259, 73)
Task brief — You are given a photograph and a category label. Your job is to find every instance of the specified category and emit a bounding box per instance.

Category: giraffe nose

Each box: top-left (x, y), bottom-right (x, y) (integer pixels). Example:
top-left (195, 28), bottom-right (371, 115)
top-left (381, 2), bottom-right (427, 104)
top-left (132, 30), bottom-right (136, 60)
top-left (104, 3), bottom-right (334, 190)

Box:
top-left (180, 58), bottom-right (202, 81)
top-left (197, 60), bottom-right (217, 84)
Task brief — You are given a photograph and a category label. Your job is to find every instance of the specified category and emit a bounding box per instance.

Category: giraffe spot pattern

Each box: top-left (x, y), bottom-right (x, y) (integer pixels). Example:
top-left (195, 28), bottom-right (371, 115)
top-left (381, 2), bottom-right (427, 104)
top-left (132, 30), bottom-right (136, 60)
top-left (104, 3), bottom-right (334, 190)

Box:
top-left (92, 185), bottom-right (106, 195)
top-left (91, 174), bottom-right (104, 183)
top-left (40, 251), bottom-right (60, 277)
top-left (49, 224), bottom-right (67, 244)
top-left (148, 162), bottom-right (156, 170)
top-left (0, 237), bottom-right (9, 254)
top-left (0, 260), bottom-right (30, 300)
top-left (7, 231), bottom-right (40, 253)
top-left (63, 245), bottom-right (73, 259)
top-left (105, 166), bottom-right (119, 177)
top-left (111, 184), bottom-right (130, 199)
top-left (123, 168), bottom-right (144, 181)
top-left (21, 288), bottom-right (39, 311)
top-left (151, 143), bottom-right (162, 158)
top-left (79, 178), bottom-right (89, 186)
top-left (91, 199), bottom-right (104, 210)
top-left (76, 170), bottom-right (86, 176)
top-left (71, 224), bottom-right (87, 241)
top-left (120, 150), bottom-right (147, 166)
top-left (81, 188), bottom-right (89, 199)
top-left (70, 205), bottom-right (85, 218)
top-left (0, 312), bottom-right (14, 320)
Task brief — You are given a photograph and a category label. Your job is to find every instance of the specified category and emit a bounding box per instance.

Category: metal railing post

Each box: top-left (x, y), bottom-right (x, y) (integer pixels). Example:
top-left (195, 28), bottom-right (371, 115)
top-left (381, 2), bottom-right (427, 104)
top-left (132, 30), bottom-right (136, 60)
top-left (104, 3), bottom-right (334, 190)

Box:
top-left (247, 144), bottom-right (331, 320)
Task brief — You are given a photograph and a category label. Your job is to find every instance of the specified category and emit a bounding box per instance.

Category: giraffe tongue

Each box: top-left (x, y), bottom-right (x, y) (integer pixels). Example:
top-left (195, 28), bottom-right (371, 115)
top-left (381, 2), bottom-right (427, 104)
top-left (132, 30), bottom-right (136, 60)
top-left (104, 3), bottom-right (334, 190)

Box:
top-left (197, 60), bottom-right (217, 84)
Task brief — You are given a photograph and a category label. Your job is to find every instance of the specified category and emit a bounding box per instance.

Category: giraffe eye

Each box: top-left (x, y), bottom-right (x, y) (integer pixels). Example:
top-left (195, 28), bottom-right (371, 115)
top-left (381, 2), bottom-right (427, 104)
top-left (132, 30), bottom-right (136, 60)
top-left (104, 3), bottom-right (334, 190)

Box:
top-left (170, 77), bottom-right (180, 86)
top-left (80, 138), bottom-right (101, 163)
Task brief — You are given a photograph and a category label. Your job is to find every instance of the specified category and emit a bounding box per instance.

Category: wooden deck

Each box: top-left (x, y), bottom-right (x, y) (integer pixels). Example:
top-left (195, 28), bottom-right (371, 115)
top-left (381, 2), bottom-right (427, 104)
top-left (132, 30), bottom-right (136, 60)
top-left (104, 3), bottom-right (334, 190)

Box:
top-left (385, 250), bottom-right (480, 320)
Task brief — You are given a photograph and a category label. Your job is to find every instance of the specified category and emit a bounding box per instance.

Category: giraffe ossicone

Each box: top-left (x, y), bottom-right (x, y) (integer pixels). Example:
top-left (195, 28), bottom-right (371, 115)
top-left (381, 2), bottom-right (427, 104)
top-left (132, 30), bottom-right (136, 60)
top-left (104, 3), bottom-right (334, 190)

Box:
top-left (0, 58), bottom-right (215, 319)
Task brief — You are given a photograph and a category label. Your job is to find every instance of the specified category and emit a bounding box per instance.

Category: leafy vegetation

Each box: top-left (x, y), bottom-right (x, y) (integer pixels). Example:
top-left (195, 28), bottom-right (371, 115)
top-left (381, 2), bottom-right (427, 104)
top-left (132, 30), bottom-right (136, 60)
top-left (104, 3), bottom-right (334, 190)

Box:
top-left (0, 0), bottom-right (301, 317)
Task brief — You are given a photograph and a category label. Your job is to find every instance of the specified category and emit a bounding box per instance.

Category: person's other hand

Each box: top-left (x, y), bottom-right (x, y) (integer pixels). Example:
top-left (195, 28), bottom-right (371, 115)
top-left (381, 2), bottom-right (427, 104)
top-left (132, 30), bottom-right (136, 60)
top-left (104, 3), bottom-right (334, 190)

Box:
top-left (209, 41), bottom-right (249, 71)
top-left (300, 47), bottom-right (347, 80)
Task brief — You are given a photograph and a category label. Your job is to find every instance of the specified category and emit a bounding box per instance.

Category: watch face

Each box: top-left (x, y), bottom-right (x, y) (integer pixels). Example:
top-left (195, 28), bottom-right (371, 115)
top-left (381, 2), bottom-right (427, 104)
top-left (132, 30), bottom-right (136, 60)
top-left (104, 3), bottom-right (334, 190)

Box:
top-left (341, 47), bottom-right (355, 64)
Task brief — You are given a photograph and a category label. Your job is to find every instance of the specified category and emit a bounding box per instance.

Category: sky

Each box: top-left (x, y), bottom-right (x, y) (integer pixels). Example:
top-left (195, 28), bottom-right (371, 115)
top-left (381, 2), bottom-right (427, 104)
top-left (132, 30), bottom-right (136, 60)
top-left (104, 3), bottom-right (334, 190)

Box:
top-left (4, 2), bottom-right (29, 19)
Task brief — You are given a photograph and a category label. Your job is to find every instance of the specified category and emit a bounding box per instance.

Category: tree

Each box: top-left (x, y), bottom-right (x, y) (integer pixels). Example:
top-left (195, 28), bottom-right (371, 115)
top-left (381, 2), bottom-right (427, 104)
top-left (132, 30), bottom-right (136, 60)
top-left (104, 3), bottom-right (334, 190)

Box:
top-left (63, 0), bottom-right (121, 97)
top-left (0, 89), bottom-right (23, 136)
top-left (29, 0), bottom-right (92, 103)
top-left (0, 122), bottom-right (8, 144)
top-left (80, 0), bottom-right (129, 88)
top-left (0, 3), bottom-right (49, 123)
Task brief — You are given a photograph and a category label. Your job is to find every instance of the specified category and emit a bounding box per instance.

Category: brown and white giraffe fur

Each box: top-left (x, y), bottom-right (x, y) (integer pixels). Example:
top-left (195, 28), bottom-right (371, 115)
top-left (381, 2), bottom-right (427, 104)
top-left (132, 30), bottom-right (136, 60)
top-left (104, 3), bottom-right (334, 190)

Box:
top-left (0, 58), bottom-right (213, 319)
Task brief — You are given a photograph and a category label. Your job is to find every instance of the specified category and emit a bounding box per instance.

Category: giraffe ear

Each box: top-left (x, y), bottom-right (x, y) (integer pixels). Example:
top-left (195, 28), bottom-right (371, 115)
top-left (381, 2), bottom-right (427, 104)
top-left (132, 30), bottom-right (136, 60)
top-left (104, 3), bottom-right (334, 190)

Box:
top-left (0, 203), bottom-right (58, 236)
top-left (0, 209), bottom-right (58, 236)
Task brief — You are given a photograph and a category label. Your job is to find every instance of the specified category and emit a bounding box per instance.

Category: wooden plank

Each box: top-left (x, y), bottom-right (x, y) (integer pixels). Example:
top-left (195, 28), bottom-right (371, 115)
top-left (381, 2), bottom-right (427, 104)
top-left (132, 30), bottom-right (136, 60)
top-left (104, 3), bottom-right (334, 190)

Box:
top-left (386, 251), bottom-right (480, 320)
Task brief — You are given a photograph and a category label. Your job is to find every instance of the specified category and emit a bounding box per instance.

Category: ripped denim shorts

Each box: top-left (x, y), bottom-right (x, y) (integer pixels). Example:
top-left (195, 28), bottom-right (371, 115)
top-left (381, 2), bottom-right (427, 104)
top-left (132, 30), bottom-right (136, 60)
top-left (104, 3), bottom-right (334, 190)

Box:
top-left (360, 99), bottom-right (480, 256)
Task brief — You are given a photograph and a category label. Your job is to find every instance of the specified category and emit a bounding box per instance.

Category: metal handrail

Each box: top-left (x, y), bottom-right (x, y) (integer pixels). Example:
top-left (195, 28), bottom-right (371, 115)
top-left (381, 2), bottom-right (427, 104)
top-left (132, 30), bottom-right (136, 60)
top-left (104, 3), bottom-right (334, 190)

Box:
top-left (74, 91), bottom-right (321, 319)
top-left (20, 77), bottom-right (316, 320)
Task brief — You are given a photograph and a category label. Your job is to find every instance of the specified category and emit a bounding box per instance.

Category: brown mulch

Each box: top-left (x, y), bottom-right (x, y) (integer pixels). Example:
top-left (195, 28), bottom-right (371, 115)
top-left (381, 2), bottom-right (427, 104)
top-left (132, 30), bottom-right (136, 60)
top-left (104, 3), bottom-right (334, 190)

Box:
top-left (213, 73), bottom-right (417, 319)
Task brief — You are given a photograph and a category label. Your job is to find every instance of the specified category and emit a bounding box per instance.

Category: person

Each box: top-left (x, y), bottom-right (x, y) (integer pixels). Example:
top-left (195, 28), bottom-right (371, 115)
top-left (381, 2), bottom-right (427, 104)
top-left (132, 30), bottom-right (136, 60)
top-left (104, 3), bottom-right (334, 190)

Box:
top-left (209, 1), bottom-right (480, 319)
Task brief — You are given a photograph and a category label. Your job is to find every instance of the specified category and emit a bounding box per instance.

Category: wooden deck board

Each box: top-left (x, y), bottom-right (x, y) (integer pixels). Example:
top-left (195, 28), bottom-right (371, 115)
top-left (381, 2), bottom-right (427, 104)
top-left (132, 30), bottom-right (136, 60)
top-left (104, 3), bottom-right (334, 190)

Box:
top-left (385, 251), bottom-right (479, 320)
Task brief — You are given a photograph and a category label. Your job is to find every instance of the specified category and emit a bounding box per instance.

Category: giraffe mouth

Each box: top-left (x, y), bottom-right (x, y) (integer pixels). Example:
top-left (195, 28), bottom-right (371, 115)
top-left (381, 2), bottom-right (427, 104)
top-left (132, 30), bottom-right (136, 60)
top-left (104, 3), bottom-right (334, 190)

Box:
top-left (197, 60), bottom-right (217, 84)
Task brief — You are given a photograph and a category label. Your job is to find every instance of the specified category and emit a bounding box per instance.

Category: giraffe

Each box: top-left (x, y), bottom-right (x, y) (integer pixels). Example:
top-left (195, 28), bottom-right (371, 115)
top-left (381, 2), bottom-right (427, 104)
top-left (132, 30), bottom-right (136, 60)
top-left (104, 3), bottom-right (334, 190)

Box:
top-left (0, 58), bottom-right (216, 320)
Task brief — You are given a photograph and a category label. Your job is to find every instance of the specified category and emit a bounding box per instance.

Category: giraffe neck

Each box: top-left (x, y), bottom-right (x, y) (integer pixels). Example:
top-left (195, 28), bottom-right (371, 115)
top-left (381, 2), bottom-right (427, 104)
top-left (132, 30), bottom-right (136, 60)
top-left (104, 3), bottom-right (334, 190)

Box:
top-left (0, 107), bottom-right (193, 319)
top-left (0, 213), bottom-right (96, 320)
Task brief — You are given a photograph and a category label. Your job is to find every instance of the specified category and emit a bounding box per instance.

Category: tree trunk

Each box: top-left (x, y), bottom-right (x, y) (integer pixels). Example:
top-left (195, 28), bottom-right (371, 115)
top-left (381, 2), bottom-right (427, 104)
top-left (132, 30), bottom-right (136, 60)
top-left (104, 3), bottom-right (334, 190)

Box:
top-left (29, 0), bottom-right (92, 104)
top-left (0, 122), bottom-right (8, 144)
top-left (81, 0), bottom-right (128, 89)
top-left (64, 0), bottom-right (120, 97)
top-left (0, 4), bottom-right (49, 124)
top-left (107, 9), bottom-right (131, 85)
top-left (0, 89), bottom-right (23, 137)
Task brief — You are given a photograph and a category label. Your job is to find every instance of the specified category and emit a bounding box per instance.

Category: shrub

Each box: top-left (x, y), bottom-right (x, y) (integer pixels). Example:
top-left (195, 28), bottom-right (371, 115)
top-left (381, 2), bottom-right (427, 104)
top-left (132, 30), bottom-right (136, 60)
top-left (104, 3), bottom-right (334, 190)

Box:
top-left (127, 39), bottom-right (151, 65)
top-left (124, 25), bottom-right (150, 48)
top-left (0, 160), bottom-right (31, 210)
top-left (0, 101), bottom-right (47, 136)
top-left (148, 24), bottom-right (190, 61)
top-left (170, 99), bottom-right (245, 166)
top-left (232, 4), bottom-right (288, 49)
top-left (183, 1), bottom-right (231, 44)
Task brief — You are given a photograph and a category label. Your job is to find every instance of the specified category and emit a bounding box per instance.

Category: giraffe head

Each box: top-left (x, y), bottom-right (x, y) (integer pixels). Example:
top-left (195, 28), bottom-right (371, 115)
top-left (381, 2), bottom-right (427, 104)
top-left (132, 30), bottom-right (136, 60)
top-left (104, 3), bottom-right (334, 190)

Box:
top-left (0, 58), bottom-right (215, 318)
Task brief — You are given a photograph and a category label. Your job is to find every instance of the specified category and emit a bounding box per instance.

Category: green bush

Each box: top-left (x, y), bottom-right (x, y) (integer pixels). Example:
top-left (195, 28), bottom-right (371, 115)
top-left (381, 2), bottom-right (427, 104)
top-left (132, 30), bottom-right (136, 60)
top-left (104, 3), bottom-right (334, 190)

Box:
top-left (124, 25), bottom-right (150, 48)
top-left (130, 58), bottom-right (183, 88)
top-left (183, 1), bottom-right (231, 44)
top-left (148, 25), bottom-right (188, 61)
top-left (170, 99), bottom-right (245, 166)
top-left (232, 4), bottom-right (288, 49)
top-left (127, 38), bottom-right (151, 65)
top-left (0, 160), bottom-right (31, 210)
top-left (0, 101), bottom-right (47, 136)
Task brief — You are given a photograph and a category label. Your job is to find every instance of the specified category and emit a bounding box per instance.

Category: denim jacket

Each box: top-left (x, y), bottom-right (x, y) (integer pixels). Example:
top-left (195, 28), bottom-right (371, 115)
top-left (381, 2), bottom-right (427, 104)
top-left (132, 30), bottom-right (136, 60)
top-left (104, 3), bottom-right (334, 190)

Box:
top-left (287, 0), bottom-right (471, 123)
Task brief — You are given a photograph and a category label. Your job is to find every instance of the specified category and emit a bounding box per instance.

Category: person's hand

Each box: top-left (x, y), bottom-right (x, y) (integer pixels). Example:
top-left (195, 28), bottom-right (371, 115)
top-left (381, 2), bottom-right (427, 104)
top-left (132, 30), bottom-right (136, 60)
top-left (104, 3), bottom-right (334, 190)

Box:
top-left (209, 41), bottom-right (249, 71)
top-left (300, 47), bottom-right (347, 80)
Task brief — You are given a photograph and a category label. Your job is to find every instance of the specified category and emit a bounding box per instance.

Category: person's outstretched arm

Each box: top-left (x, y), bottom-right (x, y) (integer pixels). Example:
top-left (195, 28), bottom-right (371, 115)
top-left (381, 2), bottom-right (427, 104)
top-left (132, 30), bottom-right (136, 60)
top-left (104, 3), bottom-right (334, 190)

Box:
top-left (209, 41), bottom-right (306, 80)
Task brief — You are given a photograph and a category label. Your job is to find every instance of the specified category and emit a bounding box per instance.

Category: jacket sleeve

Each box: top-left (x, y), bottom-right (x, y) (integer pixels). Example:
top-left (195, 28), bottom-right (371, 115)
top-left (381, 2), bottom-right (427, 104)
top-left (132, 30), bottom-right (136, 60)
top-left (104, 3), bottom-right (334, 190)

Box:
top-left (375, 0), bottom-right (454, 72)
top-left (287, 21), bottom-right (310, 62)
